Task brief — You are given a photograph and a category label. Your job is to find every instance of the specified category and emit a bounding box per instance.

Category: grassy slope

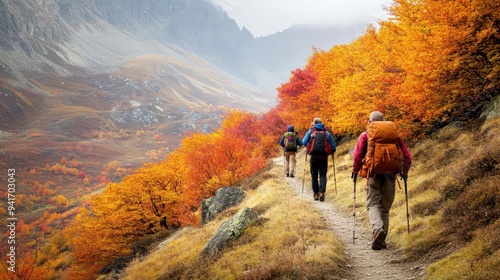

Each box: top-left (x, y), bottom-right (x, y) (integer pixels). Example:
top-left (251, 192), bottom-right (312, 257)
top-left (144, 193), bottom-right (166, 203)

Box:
top-left (120, 165), bottom-right (348, 280)
top-left (120, 117), bottom-right (499, 279)
top-left (325, 117), bottom-right (500, 280)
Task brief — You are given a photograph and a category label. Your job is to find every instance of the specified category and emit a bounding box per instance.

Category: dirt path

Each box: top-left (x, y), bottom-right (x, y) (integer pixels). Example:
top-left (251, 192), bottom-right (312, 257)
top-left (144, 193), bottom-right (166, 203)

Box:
top-left (274, 158), bottom-right (425, 280)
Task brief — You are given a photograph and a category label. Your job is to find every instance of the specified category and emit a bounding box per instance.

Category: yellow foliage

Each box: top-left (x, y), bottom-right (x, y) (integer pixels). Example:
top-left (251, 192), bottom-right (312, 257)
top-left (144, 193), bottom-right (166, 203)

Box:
top-left (277, 0), bottom-right (500, 139)
top-left (135, 130), bottom-right (145, 138)
top-left (54, 195), bottom-right (68, 206)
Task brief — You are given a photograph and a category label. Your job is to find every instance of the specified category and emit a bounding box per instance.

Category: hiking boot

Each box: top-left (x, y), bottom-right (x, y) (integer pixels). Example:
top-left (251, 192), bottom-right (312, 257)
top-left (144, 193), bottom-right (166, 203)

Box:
top-left (371, 228), bottom-right (387, 250)
top-left (319, 192), bottom-right (325, 201)
top-left (290, 174), bottom-right (295, 178)
top-left (313, 193), bottom-right (319, 201)
top-left (381, 240), bottom-right (387, 249)
top-left (286, 172), bottom-right (289, 177)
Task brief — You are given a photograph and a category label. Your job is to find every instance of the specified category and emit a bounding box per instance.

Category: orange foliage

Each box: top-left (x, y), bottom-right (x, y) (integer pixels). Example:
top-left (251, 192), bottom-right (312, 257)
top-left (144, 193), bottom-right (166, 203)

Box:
top-left (153, 133), bottom-right (163, 141)
top-left (276, 0), bottom-right (500, 139)
top-left (276, 65), bottom-right (321, 131)
top-left (0, 251), bottom-right (50, 280)
top-left (57, 1), bottom-right (500, 278)
top-left (64, 110), bottom-right (276, 278)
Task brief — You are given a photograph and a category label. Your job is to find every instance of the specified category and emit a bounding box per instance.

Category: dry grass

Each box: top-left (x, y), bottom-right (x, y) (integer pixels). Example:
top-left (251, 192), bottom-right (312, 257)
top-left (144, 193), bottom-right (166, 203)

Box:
top-left (120, 117), bottom-right (499, 280)
top-left (305, 118), bottom-right (500, 278)
top-left (120, 164), bottom-right (347, 280)
top-left (426, 219), bottom-right (500, 280)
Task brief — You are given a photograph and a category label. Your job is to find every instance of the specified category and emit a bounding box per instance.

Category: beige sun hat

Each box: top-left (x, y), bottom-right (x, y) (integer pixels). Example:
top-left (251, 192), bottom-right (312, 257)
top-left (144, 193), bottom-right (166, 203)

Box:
top-left (369, 111), bottom-right (384, 122)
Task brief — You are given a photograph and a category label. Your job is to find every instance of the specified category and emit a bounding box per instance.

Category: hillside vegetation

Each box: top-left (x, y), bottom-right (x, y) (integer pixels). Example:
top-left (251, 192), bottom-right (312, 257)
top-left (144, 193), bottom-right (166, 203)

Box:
top-left (1, 0), bottom-right (499, 279)
top-left (277, 0), bottom-right (499, 139)
top-left (120, 113), bottom-right (499, 280)
top-left (121, 165), bottom-right (347, 279)
top-left (333, 116), bottom-right (500, 279)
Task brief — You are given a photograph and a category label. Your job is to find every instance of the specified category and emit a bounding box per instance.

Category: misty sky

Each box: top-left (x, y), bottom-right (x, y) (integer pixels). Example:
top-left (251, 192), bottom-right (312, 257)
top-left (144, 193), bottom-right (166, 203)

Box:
top-left (208, 0), bottom-right (394, 37)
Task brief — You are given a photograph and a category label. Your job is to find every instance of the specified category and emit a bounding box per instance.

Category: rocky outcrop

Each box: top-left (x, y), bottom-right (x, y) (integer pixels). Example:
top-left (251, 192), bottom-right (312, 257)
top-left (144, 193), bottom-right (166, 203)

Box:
top-left (200, 207), bottom-right (257, 259)
top-left (201, 187), bottom-right (245, 225)
top-left (481, 95), bottom-right (500, 120)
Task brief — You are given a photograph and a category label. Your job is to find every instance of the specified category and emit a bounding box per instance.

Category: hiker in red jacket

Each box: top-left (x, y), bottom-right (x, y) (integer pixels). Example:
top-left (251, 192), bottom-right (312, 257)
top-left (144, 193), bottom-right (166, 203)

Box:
top-left (352, 111), bottom-right (412, 250)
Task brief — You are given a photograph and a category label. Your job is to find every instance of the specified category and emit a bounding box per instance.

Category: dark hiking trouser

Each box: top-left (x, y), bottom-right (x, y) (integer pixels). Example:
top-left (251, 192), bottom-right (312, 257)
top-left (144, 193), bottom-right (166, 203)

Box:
top-left (366, 174), bottom-right (396, 237)
top-left (310, 156), bottom-right (328, 194)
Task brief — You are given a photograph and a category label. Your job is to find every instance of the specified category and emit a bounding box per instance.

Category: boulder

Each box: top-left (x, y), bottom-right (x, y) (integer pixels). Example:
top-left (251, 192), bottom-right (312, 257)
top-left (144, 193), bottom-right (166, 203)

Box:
top-left (481, 94), bottom-right (500, 120)
top-left (200, 207), bottom-right (257, 259)
top-left (201, 186), bottom-right (245, 225)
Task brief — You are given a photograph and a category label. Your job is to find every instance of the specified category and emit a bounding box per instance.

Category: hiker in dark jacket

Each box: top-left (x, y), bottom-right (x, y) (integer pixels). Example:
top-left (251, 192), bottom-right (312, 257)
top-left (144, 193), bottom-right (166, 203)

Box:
top-left (352, 111), bottom-right (412, 250)
top-left (279, 125), bottom-right (303, 178)
top-left (302, 117), bottom-right (336, 201)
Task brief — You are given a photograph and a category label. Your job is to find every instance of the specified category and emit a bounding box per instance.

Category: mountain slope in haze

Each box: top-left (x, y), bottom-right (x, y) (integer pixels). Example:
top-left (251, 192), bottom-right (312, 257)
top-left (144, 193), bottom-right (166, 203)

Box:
top-left (0, 0), bottom-right (355, 132)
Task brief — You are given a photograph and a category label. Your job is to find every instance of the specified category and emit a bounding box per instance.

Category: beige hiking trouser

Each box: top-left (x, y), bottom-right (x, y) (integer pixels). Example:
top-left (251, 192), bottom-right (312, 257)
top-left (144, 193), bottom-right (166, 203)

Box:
top-left (284, 151), bottom-right (297, 176)
top-left (366, 174), bottom-right (396, 237)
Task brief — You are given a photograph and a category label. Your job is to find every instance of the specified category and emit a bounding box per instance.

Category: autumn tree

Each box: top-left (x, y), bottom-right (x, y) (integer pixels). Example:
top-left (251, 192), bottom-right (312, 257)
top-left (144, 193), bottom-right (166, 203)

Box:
top-left (276, 64), bottom-right (325, 131)
top-left (275, 0), bottom-right (500, 139)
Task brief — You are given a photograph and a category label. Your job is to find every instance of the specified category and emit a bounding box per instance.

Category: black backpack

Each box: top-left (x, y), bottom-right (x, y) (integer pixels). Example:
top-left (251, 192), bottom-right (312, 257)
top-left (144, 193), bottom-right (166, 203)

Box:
top-left (306, 130), bottom-right (332, 158)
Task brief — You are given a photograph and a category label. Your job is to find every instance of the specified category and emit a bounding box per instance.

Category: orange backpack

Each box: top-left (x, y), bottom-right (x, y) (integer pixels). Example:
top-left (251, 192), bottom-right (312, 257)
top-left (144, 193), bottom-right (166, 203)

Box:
top-left (360, 121), bottom-right (404, 178)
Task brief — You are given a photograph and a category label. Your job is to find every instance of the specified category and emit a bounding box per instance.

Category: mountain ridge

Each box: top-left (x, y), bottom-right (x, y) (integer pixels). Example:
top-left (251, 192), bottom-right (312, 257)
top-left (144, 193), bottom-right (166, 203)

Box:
top-left (0, 0), bottom-right (356, 134)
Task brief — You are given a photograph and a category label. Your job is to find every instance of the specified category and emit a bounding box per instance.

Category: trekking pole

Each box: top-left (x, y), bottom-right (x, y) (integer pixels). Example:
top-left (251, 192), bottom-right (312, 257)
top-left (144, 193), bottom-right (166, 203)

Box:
top-left (302, 153), bottom-right (307, 194)
top-left (332, 154), bottom-right (337, 195)
top-left (403, 175), bottom-right (410, 234)
top-left (352, 173), bottom-right (357, 244)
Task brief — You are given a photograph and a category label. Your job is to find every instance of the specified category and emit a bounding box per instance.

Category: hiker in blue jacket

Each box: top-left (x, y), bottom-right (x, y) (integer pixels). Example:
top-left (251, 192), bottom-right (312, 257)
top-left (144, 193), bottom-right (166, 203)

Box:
top-left (302, 118), bottom-right (336, 201)
top-left (279, 125), bottom-right (303, 178)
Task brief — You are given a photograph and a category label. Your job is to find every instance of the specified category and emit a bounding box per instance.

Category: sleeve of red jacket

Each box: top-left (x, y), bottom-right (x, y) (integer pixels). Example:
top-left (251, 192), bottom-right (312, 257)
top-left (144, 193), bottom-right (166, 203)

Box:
top-left (352, 132), bottom-right (368, 173)
top-left (399, 138), bottom-right (412, 173)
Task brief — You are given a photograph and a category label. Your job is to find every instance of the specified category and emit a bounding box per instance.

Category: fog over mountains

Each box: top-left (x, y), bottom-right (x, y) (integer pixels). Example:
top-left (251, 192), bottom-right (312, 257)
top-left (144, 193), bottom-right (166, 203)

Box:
top-left (0, 0), bottom-right (360, 143)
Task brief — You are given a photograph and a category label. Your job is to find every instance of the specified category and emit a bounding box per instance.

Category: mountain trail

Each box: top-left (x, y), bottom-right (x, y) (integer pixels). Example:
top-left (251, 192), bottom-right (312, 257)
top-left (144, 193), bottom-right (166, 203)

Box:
top-left (273, 157), bottom-right (426, 280)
